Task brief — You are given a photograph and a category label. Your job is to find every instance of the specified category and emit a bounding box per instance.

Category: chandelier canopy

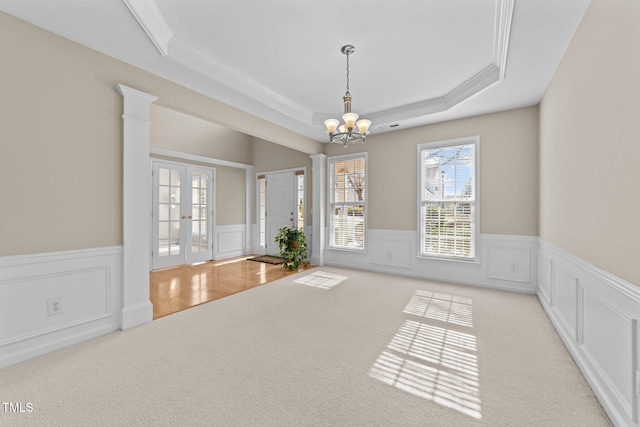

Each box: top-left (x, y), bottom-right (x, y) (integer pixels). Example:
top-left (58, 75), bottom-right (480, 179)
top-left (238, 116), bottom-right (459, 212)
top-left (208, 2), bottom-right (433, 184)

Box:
top-left (324, 45), bottom-right (371, 147)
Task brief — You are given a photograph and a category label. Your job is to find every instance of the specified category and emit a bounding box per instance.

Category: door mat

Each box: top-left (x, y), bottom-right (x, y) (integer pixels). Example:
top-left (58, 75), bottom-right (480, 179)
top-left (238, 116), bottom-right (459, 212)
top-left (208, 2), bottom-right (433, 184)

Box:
top-left (248, 255), bottom-right (285, 265)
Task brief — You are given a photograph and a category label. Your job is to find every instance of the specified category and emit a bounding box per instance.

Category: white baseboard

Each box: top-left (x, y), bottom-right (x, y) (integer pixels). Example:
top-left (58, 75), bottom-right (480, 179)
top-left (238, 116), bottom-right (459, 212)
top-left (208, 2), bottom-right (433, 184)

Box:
top-left (121, 300), bottom-right (154, 330)
top-left (324, 231), bottom-right (538, 294)
top-left (0, 246), bottom-right (123, 368)
top-left (538, 239), bottom-right (640, 427)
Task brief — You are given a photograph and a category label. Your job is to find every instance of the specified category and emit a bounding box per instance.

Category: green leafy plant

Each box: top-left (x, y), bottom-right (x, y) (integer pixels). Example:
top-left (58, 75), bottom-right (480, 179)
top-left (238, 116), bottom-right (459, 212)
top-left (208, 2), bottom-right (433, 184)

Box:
top-left (274, 226), bottom-right (308, 271)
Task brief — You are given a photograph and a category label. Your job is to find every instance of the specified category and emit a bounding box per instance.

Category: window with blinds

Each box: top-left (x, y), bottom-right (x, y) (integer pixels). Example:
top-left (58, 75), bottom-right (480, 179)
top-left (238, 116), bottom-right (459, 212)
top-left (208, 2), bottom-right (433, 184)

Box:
top-left (329, 154), bottom-right (366, 250)
top-left (418, 138), bottom-right (478, 260)
top-left (257, 175), bottom-right (266, 247)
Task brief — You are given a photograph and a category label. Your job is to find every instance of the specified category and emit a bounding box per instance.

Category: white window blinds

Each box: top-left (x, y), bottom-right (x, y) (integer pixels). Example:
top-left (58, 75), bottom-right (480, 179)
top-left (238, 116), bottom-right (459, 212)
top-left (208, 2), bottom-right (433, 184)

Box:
top-left (419, 139), bottom-right (477, 260)
top-left (329, 154), bottom-right (366, 249)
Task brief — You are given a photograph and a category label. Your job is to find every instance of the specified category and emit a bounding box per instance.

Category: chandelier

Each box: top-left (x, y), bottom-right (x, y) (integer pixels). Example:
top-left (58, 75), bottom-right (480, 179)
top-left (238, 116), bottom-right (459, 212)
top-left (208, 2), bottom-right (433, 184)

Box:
top-left (324, 45), bottom-right (371, 147)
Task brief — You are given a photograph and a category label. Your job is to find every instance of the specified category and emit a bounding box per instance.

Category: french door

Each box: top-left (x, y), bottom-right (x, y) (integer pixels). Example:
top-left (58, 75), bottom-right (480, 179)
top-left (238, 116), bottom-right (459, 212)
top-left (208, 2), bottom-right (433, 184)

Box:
top-left (152, 161), bottom-right (214, 270)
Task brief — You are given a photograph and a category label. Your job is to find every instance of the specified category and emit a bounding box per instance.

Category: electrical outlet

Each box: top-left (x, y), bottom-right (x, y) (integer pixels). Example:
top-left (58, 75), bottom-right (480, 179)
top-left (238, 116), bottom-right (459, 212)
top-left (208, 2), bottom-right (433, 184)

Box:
top-left (509, 263), bottom-right (519, 273)
top-left (47, 297), bottom-right (64, 316)
top-left (636, 370), bottom-right (640, 396)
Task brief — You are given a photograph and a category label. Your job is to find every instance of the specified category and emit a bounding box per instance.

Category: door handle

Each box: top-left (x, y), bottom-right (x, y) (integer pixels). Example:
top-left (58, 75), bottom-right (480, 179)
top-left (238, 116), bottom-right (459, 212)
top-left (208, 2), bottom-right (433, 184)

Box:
top-left (181, 215), bottom-right (186, 219)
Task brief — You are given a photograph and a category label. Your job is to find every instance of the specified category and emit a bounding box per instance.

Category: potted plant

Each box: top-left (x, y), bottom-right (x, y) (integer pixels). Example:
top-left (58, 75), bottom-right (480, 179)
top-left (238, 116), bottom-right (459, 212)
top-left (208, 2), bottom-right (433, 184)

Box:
top-left (274, 226), bottom-right (308, 271)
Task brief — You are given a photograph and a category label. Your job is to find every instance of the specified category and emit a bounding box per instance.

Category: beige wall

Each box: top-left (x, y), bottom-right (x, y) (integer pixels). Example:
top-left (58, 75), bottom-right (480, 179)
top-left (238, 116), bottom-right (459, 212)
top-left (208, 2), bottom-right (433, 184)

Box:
top-left (215, 166), bottom-right (246, 226)
top-left (324, 106), bottom-right (539, 235)
top-left (0, 11), bottom-right (316, 256)
top-left (151, 105), bottom-right (253, 164)
top-left (539, 0), bottom-right (640, 286)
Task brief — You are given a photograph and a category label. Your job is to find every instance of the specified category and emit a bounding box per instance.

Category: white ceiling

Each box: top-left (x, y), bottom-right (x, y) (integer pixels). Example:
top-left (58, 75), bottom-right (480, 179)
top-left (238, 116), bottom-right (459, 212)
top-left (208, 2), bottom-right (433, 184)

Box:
top-left (0, 0), bottom-right (591, 142)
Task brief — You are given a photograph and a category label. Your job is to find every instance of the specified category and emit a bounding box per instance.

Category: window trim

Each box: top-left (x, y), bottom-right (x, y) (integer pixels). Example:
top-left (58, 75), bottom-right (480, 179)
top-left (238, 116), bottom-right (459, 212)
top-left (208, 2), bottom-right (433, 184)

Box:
top-left (327, 152), bottom-right (368, 252)
top-left (416, 136), bottom-right (480, 262)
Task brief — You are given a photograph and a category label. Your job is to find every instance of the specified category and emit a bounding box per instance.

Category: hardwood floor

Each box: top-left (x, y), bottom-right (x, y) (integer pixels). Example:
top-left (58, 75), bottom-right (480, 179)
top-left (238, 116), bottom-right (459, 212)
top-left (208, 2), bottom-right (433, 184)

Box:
top-left (149, 256), bottom-right (313, 319)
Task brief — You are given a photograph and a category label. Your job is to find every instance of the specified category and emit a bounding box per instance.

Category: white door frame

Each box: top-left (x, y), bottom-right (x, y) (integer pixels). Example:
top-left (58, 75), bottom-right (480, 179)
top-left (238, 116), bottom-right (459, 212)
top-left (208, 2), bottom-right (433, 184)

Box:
top-left (150, 160), bottom-right (216, 270)
top-left (256, 167), bottom-right (307, 255)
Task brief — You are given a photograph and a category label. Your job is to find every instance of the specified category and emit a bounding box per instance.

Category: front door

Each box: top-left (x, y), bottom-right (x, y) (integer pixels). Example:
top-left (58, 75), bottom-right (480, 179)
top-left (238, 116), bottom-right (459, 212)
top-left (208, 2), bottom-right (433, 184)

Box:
top-left (152, 161), bottom-right (214, 269)
top-left (265, 171), bottom-right (296, 256)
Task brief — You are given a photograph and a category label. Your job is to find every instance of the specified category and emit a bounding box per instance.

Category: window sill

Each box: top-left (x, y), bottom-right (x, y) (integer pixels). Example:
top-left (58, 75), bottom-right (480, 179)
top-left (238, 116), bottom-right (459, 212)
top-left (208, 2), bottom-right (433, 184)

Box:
top-left (327, 246), bottom-right (367, 254)
top-left (415, 254), bottom-right (480, 265)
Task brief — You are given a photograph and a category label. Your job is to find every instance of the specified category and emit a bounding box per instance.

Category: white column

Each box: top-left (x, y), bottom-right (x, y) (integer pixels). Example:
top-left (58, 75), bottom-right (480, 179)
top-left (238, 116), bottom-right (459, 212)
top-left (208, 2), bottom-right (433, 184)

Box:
top-left (245, 165), bottom-right (254, 254)
top-left (116, 84), bottom-right (157, 330)
top-left (309, 153), bottom-right (326, 266)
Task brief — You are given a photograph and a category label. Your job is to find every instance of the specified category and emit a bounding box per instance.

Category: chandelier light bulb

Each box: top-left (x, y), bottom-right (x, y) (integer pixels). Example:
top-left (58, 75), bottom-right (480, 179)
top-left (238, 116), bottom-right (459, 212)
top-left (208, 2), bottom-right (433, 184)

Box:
top-left (356, 119), bottom-right (371, 134)
top-left (342, 113), bottom-right (359, 129)
top-left (324, 119), bottom-right (340, 134)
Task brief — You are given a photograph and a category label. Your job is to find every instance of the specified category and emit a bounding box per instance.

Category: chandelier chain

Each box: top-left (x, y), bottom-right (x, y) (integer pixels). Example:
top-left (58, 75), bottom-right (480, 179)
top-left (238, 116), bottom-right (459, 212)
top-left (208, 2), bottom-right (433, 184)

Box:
top-left (345, 50), bottom-right (350, 94)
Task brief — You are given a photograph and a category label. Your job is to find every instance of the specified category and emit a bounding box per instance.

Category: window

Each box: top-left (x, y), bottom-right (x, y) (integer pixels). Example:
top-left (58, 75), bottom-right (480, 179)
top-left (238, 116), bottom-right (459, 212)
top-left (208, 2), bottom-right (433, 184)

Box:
top-left (329, 153), bottom-right (366, 249)
top-left (257, 175), bottom-right (266, 247)
top-left (296, 170), bottom-right (305, 231)
top-left (418, 137), bottom-right (478, 261)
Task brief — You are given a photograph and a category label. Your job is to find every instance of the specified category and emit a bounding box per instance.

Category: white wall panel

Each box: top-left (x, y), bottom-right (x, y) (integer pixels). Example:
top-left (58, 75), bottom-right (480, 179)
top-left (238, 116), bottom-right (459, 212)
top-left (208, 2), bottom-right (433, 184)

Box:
top-left (538, 251), bottom-right (552, 304)
top-left (370, 230), bottom-right (414, 269)
top-left (0, 247), bottom-right (123, 368)
top-left (0, 268), bottom-right (110, 345)
top-left (325, 232), bottom-right (537, 293)
top-left (538, 239), bottom-right (640, 427)
top-left (215, 224), bottom-right (246, 259)
top-left (582, 288), bottom-right (634, 417)
top-left (553, 264), bottom-right (577, 339)
top-left (486, 247), bottom-right (530, 283)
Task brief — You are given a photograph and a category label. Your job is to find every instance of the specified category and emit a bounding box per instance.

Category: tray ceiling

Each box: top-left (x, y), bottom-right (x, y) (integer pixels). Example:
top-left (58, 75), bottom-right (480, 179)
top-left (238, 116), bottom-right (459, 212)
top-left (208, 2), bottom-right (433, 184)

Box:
top-left (0, 0), bottom-right (591, 142)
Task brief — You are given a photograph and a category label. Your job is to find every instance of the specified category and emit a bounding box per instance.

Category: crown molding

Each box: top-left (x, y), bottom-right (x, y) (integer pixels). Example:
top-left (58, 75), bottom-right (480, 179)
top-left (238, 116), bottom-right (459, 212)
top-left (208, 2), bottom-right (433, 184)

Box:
top-left (494, 0), bottom-right (515, 79)
top-left (167, 37), bottom-right (311, 125)
top-left (318, 0), bottom-right (515, 131)
top-left (123, 0), bottom-right (515, 136)
top-left (121, 0), bottom-right (173, 56)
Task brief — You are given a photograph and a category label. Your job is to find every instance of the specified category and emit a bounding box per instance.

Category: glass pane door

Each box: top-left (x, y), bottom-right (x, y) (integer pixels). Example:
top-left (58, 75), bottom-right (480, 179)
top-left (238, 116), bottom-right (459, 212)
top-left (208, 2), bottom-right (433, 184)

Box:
top-left (187, 167), bottom-right (213, 263)
top-left (153, 163), bottom-right (186, 269)
top-left (152, 162), bottom-right (215, 270)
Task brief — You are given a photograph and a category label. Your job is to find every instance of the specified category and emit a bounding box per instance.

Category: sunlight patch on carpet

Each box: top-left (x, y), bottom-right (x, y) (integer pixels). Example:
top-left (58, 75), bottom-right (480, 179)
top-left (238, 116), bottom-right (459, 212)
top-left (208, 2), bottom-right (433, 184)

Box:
top-left (293, 271), bottom-right (348, 290)
top-left (403, 290), bottom-right (473, 327)
top-left (369, 291), bottom-right (481, 419)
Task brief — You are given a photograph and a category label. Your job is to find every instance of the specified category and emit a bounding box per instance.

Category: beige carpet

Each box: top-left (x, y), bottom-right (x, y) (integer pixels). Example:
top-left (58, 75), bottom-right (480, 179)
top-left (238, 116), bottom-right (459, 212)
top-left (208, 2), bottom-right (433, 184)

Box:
top-left (0, 267), bottom-right (611, 426)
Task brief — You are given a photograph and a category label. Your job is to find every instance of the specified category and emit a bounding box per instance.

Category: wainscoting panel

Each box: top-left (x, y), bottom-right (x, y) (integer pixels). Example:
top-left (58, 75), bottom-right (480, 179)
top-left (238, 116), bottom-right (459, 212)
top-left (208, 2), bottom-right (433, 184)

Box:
top-left (486, 247), bottom-right (530, 283)
top-left (538, 239), bottom-right (640, 427)
top-left (553, 263), bottom-right (578, 339)
top-left (582, 287), bottom-right (635, 418)
top-left (0, 246), bottom-right (123, 368)
top-left (538, 251), bottom-right (553, 304)
top-left (215, 224), bottom-right (246, 259)
top-left (324, 231), bottom-right (538, 294)
top-left (370, 230), bottom-right (414, 269)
